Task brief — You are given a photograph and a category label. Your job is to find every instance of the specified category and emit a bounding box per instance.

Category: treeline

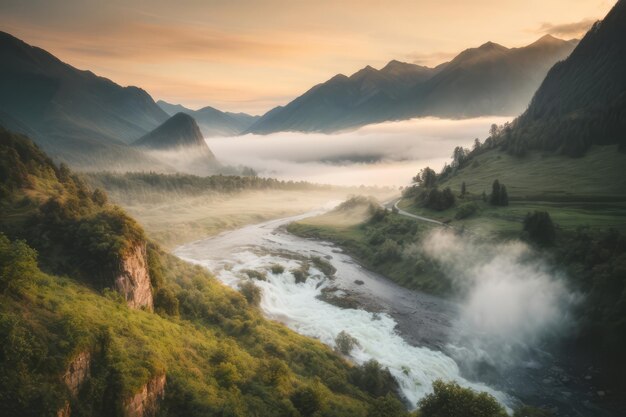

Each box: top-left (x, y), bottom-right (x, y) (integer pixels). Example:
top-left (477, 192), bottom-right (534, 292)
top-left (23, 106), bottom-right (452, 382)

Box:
top-left (85, 171), bottom-right (335, 198)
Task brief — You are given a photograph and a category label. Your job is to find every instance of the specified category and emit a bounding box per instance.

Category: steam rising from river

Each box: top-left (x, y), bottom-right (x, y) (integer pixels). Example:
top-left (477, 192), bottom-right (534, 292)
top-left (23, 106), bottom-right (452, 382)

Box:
top-left (420, 230), bottom-right (578, 371)
top-left (207, 116), bottom-right (511, 186)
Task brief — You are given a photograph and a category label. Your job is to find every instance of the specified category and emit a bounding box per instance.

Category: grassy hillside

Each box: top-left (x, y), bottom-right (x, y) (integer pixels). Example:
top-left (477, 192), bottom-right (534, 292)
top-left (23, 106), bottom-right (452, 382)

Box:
top-left (440, 146), bottom-right (626, 201)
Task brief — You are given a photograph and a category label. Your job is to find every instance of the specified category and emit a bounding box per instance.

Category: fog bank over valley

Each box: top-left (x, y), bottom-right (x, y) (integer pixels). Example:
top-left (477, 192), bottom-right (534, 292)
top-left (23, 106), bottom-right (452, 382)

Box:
top-left (207, 116), bottom-right (512, 186)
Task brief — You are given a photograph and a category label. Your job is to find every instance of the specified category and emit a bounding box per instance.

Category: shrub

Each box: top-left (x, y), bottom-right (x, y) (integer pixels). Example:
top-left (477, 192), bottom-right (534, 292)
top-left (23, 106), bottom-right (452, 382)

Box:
top-left (374, 239), bottom-right (401, 264)
top-left (0, 234), bottom-right (38, 294)
top-left (242, 269), bottom-right (267, 281)
top-left (311, 256), bottom-right (336, 277)
top-left (239, 281), bottom-right (262, 306)
top-left (418, 380), bottom-right (507, 417)
top-left (349, 360), bottom-right (398, 398)
top-left (270, 264), bottom-right (285, 274)
top-left (455, 202), bottom-right (479, 220)
top-left (523, 211), bottom-right (556, 245)
top-left (154, 287), bottom-right (180, 316)
top-left (367, 394), bottom-right (408, 417)
top-left (335, 331), bottom-right (360, 355)
top-left (290, 386), bottom-right (323, 417)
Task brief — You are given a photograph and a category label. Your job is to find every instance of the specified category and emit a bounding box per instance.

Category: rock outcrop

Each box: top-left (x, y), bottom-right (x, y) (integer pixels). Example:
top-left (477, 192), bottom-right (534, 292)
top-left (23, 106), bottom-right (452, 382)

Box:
top-left (115, 242), bottom-right (154, 311)
top-left (56, 401), bottom-right (71, 417)
top-left (123, 374), bottom-right (166, 417)
top-left (62, 351), bottom-right (91, 397)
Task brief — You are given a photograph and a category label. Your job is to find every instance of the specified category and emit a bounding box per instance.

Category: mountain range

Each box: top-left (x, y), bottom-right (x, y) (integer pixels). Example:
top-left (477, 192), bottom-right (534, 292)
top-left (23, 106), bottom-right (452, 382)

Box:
top-left (157, 100), bottom-right (259, 137)
top-left (0, 31), bottom-right (226, 172)
top-left (247, 35), bottom-right (577, 134)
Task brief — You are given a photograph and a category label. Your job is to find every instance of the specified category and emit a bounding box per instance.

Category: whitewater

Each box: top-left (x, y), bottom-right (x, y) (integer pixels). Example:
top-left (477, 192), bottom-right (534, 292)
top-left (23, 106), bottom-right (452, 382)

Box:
top-left (174, 209), bottom-right (509, 408)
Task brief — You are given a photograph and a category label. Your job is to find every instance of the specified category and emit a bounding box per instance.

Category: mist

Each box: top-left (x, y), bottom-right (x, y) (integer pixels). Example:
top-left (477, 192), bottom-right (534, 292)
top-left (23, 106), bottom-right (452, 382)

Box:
top-left (206, 116), bottom-right (511, 186)
top-left (419, 229), bottom-right (579, 371)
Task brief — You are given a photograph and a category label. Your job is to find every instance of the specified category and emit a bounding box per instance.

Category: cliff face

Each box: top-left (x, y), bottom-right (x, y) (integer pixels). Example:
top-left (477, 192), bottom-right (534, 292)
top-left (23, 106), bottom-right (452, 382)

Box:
top-left (115, 242), bottom-right (154, 311)
top-left (62, 351), bottom-right (91, 397)
top-left (123, 374), bottom-right (166, 417)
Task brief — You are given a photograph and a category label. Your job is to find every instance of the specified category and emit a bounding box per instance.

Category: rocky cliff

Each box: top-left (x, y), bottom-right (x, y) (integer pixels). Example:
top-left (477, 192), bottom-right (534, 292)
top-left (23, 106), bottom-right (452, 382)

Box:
top-left (62, 350), bottom-right (91, 397)
top-left (115, 242), bottom-right (154, 311)
top-left (123, 374), bottom-right (166, 417)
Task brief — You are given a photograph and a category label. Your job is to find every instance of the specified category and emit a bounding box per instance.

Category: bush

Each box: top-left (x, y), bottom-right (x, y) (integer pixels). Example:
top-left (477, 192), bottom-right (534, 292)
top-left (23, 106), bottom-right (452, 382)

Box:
top-left (290, 386), bottom-right (323, 417)
top-left (374, 239), bottom-right (401, 264)
top-left (335, 331), bottom-right (360, 355)
top-left (270, 264), bottom-right (285, 274)
top-left (418, 380), bottom-right (507, 417)
top-left (523, 211), bottom-right (555, 245)
top-left (239, 281), bottom-right (262, 306)
top-left (154, 287), bottom-right (179, 316)
top-left (0, 234), bottom-right (38, 294)
top-left (455, 202), bottom-right (478, 220)
top-left (349, 360), bottom-right (398, 398)
top-left (367, 394), bottom-right (408, 417)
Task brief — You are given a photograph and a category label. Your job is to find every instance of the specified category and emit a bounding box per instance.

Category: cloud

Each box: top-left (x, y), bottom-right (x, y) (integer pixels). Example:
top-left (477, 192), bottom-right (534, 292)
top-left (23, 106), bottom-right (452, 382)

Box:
top-left (536, 18), bottom-right (597, 38)
top-left (206, 116), bottom-right (512, 186)
top-left (407, 51), bottom-right (457, 67)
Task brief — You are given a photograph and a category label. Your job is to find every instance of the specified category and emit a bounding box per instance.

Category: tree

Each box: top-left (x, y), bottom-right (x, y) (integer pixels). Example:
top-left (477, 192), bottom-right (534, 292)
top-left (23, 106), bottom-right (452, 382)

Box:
top-left (473, 138), bottom-right (482, 151)
top-left (489, 124), bottom-right (499, 138)
top-left (91, 188), bottom-right (108, 206)
top-left (499, 185), bottom-right (509, 206)
top-left (413, 167), bottom-right (437, 188)
top-left (418, 380), bottom-right (507, 417)
top-left (523, 211), bottom-right (556, 245)
top-left (490, 180), bottom-right (501, 206)
top-left (460, 182), bottom-right (467, 197)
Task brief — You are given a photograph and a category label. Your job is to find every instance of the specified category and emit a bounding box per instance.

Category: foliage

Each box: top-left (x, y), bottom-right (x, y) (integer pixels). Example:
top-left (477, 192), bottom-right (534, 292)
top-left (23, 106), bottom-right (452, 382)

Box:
top-left (239, 280), bottom-right (262, 306)
top-left (455, 202), bottom-right (479, 220)
top-left (417, 187), bottom-right (456, 211)
top-left (270, 264), bottom-right (285, 274)
top-left (290, 385), bottom-right (323, 417)
top-left (335, 331), bottom-right (360, 355)
top-left (418, 380), bottom-right (507, 417)
top-left (0, 233), bottom-right (38, 294)
top-left (367, 394), bottom-right (409, 417)
top-left (523, 211), bottom-right (556, 245)
top-left (489, 180), bottom-right (509, 206)
top-left (413, 167), bottom-right (438, 189)
top-left (349, 360), bottom-right (399, 398)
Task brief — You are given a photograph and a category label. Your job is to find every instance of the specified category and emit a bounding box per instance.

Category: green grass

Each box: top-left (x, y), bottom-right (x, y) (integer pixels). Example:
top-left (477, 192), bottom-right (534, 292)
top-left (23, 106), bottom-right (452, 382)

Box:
top-left (398, 198), bottom-right (626, 239)
top-left (288, 205), bottom-right (450, 295)
top-left (440, 145), bottom-right (626, 201)
top-left (1, 237), bottom-right (382, 417)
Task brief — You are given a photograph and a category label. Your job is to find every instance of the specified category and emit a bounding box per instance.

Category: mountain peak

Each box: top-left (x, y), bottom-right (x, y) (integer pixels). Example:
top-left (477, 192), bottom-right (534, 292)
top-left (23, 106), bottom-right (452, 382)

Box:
top-left (477, 41), bottom-right (507, 51)
top-left (134, 113), bottom-right (205, 149)
top-left (351, 65), bottom-right (377, 76)
top-left (528, 34), bottom-right (568, 47)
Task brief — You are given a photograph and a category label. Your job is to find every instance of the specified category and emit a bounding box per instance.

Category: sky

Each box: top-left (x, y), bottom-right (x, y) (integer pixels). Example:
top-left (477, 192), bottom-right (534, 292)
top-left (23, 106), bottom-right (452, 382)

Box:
top-left (0, 0), bottom-right (617, 114)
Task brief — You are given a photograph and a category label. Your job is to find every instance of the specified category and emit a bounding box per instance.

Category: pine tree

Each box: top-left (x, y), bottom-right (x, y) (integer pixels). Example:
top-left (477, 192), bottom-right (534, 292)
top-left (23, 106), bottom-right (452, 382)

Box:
top-left (490, 180), bottom-right (501, 206)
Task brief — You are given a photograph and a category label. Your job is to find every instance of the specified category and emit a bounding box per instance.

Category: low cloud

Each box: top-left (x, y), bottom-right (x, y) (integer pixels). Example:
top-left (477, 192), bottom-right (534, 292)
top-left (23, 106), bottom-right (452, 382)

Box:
top-left (537, 18), bottom-right (596, 38)
top-left (206, 116), bottom-right (511, 187)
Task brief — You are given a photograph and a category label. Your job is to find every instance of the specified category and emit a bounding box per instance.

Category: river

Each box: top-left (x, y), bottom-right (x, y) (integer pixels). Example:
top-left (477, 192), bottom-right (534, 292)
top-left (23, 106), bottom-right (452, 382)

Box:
top-left (174, 209), bottom-right (615, 416)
